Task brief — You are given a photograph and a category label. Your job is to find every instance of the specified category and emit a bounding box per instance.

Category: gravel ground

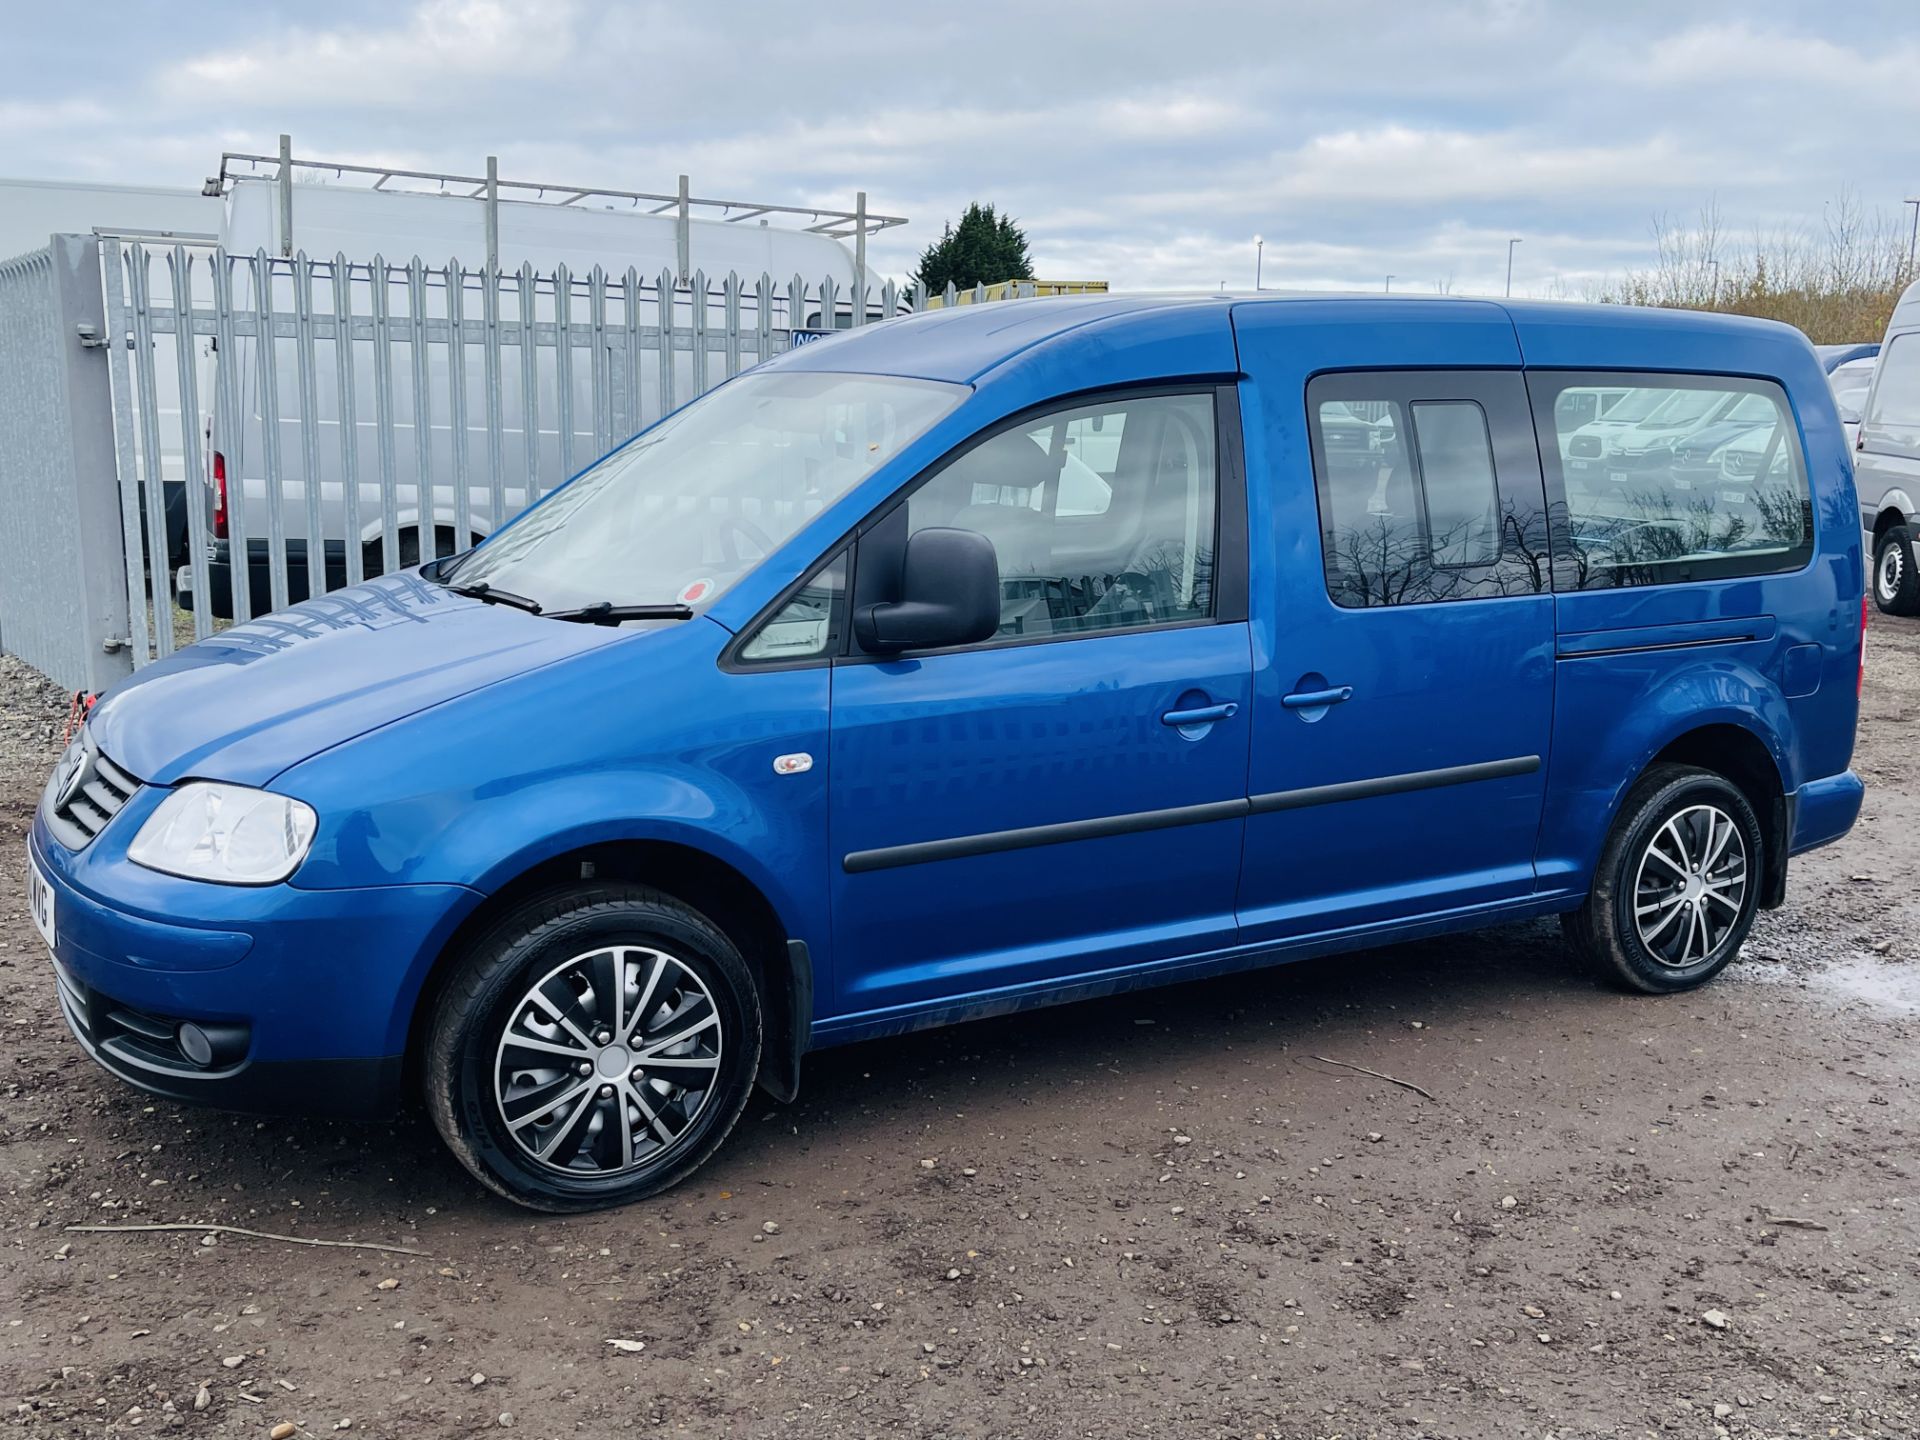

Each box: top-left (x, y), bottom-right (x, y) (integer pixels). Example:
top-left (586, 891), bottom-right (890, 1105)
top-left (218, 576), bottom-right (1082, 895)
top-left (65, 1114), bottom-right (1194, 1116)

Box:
top-left (2, 624), bottom-right (1918, 1440)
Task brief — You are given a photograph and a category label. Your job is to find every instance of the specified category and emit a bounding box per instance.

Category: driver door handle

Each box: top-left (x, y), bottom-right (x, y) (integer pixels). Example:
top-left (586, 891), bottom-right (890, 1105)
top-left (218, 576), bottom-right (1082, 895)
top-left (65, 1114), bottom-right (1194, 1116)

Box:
top-left (1161, 701), bottom-right (1239, 727)
top-left (1281, 685), bottom-right (1354, 709)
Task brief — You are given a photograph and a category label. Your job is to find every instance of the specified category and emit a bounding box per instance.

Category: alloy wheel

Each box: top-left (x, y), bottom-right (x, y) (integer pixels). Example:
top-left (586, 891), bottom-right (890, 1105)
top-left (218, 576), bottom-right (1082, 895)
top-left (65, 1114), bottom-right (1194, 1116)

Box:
top-left (1632, 804), bottom-right (1748, 969)
top-left (493, 945), bottom-right (723, 1175)
top-left (1879, 541), bottom-right (1904, 604)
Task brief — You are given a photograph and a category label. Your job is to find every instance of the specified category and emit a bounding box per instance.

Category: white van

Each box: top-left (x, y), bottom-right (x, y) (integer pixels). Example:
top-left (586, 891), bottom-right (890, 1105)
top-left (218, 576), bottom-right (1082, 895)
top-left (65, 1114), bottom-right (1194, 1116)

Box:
top-left (187, 162), bottom-right (895, 618)
top-left (1856, 282), bottom-right (1920, 613)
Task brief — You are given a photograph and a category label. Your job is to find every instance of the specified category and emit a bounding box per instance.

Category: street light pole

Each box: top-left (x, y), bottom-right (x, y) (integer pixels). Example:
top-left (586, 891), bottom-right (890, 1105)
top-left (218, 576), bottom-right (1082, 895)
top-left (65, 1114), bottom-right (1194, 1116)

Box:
top-left (1384, 274), bottom-right (1394, 293)
top-left (1707, 257), bottom-right (1720, 307)
top-left (1907, 200), bottom-right (1920, 277)
top-left (1505, 237), bottom-right (1522, 298)
top-left (1254, 236), bottom-right (1264, 290)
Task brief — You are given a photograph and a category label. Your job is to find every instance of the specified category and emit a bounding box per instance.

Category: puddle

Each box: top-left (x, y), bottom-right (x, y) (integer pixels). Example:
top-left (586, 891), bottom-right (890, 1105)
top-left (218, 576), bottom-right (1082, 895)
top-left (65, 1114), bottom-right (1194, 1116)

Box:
top-left (1737, 954), bottom-right (1920, 1012)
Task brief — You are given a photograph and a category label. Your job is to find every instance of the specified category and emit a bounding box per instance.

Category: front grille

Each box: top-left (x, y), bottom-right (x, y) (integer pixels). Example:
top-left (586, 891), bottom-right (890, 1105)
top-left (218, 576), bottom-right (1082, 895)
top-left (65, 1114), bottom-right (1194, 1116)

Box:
top-left (1569, 435), bottom-right (1602, 458)
top-left (1722, 450), bottom-right (1759, 477)
top-left (42, 733), bottom-right (140, 851)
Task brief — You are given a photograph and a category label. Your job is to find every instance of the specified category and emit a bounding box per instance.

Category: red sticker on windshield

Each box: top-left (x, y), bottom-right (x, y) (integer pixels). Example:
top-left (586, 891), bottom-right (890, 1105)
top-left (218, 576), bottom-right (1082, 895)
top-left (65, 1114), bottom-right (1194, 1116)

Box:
top-left (678, 578), bottom-right (714, 604)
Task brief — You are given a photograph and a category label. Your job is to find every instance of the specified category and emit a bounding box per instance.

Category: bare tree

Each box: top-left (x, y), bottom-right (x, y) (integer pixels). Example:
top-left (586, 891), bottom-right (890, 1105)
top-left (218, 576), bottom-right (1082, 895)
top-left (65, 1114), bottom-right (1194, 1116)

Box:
top-left (1595, 193), bottom-right (1913, 342)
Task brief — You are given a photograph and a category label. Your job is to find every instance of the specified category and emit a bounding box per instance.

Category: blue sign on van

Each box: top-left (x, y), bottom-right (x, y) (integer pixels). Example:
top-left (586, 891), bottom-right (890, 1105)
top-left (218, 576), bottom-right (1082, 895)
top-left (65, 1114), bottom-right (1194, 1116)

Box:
top-left (789, 329), bottom-right (833, 349)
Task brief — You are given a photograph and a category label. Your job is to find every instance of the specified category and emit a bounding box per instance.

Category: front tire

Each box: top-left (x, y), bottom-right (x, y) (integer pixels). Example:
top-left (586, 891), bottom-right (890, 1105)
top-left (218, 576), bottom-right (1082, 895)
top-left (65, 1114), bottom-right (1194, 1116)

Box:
top-left (426, 883), bottom-right (762, 1211)
top-left (1873, 525), bottom-right (1920, 615)
top-left (1563, 764), bottom-right (1762, 994)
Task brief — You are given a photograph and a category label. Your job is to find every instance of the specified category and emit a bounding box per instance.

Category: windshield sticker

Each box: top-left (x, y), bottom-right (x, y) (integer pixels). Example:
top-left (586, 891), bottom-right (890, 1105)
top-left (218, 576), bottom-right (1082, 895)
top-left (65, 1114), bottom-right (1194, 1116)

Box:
top-left (677, 578), bottom-right (714, 605)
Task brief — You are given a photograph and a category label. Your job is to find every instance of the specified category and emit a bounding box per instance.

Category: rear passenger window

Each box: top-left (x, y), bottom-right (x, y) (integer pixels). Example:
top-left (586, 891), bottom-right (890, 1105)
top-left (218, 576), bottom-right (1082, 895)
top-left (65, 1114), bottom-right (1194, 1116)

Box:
top-left (1309, 373), bottom-right (1548, 607)
top-left (1534, 374), bottom-right (1813, 588)
top-left (1411, 402), bottom-right (1499, 568)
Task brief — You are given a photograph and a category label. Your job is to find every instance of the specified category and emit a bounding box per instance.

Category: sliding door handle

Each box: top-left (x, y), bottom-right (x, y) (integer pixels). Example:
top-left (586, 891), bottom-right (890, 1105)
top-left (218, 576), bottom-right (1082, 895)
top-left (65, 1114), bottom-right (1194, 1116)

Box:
top-left (1281, 685), bottom-right (1353, 710)
top-left (1161, 701), bottom-right (1239, 727)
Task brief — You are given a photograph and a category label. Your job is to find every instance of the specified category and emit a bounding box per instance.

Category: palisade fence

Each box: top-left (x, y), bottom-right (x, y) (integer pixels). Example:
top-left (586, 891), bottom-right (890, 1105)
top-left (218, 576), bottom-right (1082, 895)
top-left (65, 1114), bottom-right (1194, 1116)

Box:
top-left (99, 237), bottom-right (925, 663)
top-left (0, 233), bottom-right (1062, 690)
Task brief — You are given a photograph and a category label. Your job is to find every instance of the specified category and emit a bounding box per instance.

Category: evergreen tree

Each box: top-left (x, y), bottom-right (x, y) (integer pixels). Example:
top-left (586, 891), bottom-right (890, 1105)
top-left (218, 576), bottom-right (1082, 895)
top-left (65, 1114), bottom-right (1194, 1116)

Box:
top-left (917, 203), bottom-right (1034, 293)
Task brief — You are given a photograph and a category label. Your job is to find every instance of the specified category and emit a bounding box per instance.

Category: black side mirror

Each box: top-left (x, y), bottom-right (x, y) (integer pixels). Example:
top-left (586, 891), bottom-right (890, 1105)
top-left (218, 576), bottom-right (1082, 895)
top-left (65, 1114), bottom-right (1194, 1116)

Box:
top-left (855, 527), bottom-right (1000, 654)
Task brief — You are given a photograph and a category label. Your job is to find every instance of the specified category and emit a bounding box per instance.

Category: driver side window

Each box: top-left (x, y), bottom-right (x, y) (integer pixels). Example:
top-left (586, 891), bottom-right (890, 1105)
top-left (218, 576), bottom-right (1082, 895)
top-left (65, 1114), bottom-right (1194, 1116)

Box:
top-left (903, 392), bottom-right (1218, 642)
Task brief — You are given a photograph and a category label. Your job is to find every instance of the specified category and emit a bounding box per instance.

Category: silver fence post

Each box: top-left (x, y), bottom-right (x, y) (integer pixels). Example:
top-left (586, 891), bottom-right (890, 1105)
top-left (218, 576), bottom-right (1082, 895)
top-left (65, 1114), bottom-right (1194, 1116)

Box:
top-left (676, 174), bottom-right (690, 284)
top-left (100, 238), bottom-right (152, 666)
top-left (853, 192), bottom-right (867, 326)
top-left (278, 133), bottom-right (294, 258)
top-left (485, 155), bottom-right (500, 277)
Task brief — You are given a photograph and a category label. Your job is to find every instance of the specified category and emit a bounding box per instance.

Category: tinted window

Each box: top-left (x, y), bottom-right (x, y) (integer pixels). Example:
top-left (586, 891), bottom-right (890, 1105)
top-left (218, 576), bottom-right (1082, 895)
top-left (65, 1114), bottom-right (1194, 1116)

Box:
top-left (1412, 402), bottom-right (1499, 568)
top-left (1867, 335), bottom-right (1920, 426)
top-left (1538, 374), bottom-right (1812, 588)
top-left (1310, 373), bottom-right (1548, 607)
top-left (904, 392), bottom-right (1216, 641)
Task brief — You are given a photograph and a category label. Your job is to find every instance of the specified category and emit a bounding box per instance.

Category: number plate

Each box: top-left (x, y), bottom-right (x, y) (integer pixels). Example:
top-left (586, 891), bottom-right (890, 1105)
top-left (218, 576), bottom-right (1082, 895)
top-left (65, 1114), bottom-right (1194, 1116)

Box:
top-left (27, 847), bottom-right (56, 951)
top-left (1608, 469), bottom-right (1630, 484)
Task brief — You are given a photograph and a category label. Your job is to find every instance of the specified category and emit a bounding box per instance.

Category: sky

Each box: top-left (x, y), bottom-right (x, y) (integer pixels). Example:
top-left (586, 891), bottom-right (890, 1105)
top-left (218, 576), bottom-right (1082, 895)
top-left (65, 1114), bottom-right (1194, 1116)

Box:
top-left (4, 0), bottom-right (1919, 296)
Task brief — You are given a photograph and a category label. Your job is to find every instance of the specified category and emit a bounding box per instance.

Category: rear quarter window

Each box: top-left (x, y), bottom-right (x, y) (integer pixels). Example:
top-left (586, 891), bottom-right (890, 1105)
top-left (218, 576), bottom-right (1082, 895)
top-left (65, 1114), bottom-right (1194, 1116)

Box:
top-left (1532, 373), bottom-right (1814, 590)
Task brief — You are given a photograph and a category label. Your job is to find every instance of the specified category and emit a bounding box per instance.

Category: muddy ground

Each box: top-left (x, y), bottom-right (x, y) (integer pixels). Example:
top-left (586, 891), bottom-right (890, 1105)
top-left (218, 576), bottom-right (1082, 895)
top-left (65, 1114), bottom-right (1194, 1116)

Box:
top-left (2, 621), bottom-right (1918, 1440)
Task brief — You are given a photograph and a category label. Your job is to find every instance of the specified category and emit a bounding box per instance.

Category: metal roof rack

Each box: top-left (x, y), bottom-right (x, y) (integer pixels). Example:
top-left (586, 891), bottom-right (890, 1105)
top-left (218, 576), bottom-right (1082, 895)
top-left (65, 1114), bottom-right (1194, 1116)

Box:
top-left (208, 134), bottom-right (906, 281)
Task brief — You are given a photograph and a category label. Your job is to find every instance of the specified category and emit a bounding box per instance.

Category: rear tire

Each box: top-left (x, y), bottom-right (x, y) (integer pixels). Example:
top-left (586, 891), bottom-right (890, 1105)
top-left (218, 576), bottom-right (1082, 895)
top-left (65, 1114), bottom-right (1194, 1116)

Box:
top-left (425, 883), bottom-right (762, 1212)
top-left (1563, 763), bottom-right (1762, 994)
top-left (1873, 525), bottom-right (1920, 615)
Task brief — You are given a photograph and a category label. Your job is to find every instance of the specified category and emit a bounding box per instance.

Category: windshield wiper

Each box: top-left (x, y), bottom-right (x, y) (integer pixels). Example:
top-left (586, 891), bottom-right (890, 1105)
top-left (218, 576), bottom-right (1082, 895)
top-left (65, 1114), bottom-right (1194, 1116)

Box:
top-left (543, 601), bottom-right (695, 625)
top-left (448, 581), bottom-right (543, 614)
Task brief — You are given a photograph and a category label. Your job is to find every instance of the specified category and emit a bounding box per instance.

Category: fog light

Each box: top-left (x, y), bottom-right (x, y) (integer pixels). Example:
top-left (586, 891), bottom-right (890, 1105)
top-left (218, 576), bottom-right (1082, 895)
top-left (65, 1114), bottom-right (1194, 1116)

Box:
top-left (176, 1022), bottom-right (214, 1068)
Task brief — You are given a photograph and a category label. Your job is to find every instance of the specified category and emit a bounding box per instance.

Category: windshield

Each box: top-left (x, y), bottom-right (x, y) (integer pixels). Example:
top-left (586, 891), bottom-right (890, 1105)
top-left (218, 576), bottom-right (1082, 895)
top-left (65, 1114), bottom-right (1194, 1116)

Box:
top-left (443, 371), bottom-right (965, 612)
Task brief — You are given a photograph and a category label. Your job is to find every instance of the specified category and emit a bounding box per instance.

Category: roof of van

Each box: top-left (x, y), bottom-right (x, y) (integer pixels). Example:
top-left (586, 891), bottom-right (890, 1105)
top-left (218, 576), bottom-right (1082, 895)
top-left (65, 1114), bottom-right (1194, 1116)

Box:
top-left (770, 291), bottom-right (1822, 386)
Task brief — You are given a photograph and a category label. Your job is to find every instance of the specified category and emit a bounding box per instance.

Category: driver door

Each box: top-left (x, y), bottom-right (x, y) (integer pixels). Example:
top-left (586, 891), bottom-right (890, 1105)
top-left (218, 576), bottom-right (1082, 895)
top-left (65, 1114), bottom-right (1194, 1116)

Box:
top-left (825, 387), bottom-right (1254, 1021)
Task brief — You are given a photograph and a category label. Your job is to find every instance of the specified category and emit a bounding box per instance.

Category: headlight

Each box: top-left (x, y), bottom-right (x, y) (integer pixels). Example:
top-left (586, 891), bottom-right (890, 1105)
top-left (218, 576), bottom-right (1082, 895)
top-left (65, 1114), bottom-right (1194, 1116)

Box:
top-left (127, 783), bottom-right (317, 885)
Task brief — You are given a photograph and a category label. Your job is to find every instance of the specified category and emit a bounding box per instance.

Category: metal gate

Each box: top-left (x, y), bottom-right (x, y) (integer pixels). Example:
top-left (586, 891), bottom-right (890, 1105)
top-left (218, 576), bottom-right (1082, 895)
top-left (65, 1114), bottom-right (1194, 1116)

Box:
top-left (0, 236), bottom-right (133, 694)
top-left (97, 239), bottom-right (913, 662)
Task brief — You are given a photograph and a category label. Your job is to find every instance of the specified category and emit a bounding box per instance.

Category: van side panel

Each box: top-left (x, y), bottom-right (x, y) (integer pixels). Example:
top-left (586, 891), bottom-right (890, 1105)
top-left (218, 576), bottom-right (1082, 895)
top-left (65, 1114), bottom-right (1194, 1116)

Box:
top-left (1511, 308), bottom-right (1863, 892)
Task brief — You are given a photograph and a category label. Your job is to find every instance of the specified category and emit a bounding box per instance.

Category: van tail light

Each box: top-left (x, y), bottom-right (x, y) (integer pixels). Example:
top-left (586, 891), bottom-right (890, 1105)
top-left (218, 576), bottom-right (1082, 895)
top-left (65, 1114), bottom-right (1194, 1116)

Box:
top-left (212, 451), bottom-right (228, 541)
top-left (1860, 590), bottom-right (1870, 695)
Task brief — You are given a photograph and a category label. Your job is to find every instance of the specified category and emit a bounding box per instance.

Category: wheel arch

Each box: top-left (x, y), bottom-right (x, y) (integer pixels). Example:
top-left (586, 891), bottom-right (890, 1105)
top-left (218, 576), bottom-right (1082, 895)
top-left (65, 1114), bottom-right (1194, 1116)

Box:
top-left (1871, 499), bottom-right (1914, 541)
top-left (1640, 723), bottom-right (1790, 909)
top-left (403, 837), bottom-right (809, 1103)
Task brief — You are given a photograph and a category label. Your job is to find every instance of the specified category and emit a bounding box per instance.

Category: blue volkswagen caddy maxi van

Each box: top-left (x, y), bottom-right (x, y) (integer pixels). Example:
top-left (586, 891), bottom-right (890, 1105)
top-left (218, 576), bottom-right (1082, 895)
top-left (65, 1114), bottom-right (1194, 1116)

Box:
top-left (29, 295), bottom-right (1865, 1210)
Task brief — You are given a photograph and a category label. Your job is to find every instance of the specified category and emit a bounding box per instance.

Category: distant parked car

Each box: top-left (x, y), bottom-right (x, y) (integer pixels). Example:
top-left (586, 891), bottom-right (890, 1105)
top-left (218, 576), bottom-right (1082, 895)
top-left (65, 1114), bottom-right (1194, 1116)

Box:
top-left (1666, 391), bottom-right (1781, 492)
top-left (1816, 342), bottom-right (1879, 373)
top-left (1854, 285), bottom-right (1920, 612)
top-left (1829, 355), bottom-right (1876, 450)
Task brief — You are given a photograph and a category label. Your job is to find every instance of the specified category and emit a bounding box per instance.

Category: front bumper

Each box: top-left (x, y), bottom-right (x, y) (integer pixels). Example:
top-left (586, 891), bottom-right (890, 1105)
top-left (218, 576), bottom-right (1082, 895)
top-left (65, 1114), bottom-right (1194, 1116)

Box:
top-left (30, 816), bottom-right (477, 1117)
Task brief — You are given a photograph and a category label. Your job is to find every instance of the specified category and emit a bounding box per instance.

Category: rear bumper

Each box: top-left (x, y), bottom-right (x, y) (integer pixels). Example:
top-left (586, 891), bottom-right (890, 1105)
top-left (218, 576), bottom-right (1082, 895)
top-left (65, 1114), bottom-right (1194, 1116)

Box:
top-left (178, 538), bottom-right (350, 619)
top-left (1789, 770), bottom-right (1864, 856)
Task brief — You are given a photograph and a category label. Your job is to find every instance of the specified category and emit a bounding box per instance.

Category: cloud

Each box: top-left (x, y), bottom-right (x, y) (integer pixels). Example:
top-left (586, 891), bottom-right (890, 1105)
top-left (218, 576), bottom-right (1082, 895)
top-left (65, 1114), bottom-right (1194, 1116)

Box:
top-left (2, 0), bottom-right (1916, 297)
top-left (166, 0), bottom-right (586, 107)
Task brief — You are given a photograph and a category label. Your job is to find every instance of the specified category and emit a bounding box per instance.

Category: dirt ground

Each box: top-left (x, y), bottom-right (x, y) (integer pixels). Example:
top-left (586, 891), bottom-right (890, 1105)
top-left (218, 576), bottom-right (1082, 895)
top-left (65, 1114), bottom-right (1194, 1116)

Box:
top-left (3, 623), bottom-right (1918, 1440)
